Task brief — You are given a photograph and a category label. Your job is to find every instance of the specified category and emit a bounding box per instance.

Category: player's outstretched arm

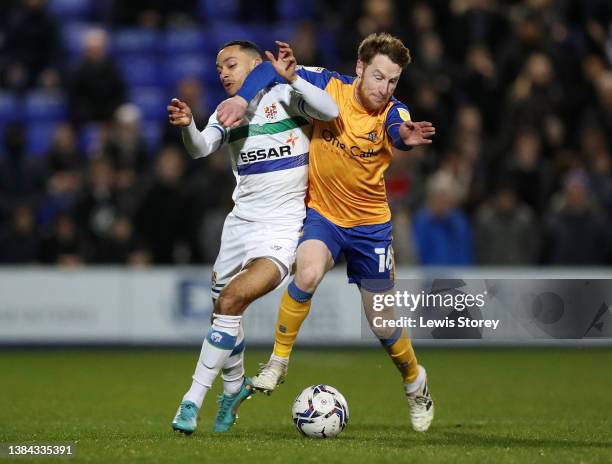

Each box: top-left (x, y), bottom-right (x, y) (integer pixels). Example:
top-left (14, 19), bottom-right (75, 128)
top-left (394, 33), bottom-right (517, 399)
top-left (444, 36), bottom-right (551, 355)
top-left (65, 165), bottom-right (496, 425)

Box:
top-left (217, 42), bottom-right (341, 127)
top-left (169, 98), bottom-right (225, 159)
top-left (267, 41), bottom-right (338, 121)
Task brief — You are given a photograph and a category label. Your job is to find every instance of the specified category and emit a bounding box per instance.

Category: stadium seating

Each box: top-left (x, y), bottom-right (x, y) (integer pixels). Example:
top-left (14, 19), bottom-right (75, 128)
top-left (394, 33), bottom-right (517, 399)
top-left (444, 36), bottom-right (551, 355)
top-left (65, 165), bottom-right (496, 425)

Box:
top-left (277, 0), bottom-right (314, 21)
top-left (162, 54), bottom-right (218, 88)
top-left (111, 28), bottom-right (161, 56)
top-left (161, 28), bottom-right (214, 55)
top-left (130, 87), bottom-right (168, 121)
top-left (141, 121), bottom-right (163, 154)
top-left (0, 92), bottom-right (19, 124)
top-left (47, 0), bottom-right (93, 20)
top-left (26, 122), bottom-right (61, 157)
top-left (117, 56), bottom-right (163, 88)
top-left (198, 0), bottom-right (240, 21)
top-left (24, 91), bottom-right (68, 122)
top-left (209, 22), bottom-right (261, 51)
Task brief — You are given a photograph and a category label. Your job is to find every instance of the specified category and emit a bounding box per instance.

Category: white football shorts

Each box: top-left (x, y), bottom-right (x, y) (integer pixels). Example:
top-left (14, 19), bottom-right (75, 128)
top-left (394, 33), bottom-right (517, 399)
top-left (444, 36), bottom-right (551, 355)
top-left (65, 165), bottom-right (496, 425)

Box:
top-left (211, 212), bottom-right (302, 299)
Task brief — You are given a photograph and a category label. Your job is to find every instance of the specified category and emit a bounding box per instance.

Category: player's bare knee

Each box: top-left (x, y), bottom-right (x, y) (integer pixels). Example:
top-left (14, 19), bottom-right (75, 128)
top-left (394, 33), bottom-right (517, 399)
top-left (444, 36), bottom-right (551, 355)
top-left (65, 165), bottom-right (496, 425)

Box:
top-left (216, 290), bottom-right (247, 315)
top-left (295, 265), bottom-right (324, 293)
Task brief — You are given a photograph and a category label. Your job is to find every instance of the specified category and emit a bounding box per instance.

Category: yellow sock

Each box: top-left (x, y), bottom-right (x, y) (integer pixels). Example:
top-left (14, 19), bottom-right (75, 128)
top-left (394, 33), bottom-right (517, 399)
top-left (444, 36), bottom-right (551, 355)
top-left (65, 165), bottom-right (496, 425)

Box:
top-left (272, 286), bottom-right (312, 358)
top-left (383, 329), bottom-right (419, 383)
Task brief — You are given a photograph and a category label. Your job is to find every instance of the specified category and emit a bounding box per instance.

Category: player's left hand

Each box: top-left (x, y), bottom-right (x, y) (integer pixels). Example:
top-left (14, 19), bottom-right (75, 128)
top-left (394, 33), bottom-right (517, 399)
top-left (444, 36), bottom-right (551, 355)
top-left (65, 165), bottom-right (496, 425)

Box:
top-left (265, 41), bottom-right (297, 84)
top-left (399, 121), bottom-right (436, 146)
top-left (217, 95), bottom-right (248, 128)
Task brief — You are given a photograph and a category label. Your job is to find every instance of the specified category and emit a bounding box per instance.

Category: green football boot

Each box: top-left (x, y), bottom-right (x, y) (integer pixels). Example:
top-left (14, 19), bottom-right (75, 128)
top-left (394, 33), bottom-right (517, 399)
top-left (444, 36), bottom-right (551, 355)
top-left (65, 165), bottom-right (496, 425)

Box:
top-left (171, 400), bottom-right (199, 435)
top-left (213, 377), bottom-right (255, 432)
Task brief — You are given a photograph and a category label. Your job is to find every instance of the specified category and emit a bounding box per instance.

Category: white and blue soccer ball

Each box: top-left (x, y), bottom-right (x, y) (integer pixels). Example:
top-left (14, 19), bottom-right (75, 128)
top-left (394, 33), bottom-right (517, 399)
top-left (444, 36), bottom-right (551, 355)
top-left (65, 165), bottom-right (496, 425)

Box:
top-left (291, 384), bottom-right (349, 438)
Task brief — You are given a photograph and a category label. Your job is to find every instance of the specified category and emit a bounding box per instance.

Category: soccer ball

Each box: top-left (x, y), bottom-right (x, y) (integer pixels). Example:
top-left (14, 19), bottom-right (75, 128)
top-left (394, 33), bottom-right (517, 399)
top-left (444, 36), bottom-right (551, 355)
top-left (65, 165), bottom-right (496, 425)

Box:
top-left (291, 384), bottom-right (349, 438)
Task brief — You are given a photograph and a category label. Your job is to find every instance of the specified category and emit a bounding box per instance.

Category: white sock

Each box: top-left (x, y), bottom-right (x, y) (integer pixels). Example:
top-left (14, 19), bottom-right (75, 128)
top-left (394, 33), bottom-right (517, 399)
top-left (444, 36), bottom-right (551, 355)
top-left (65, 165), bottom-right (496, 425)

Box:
top-left (271, 353), bottom-right (289, 365)
top-left (183, 379), bottom-right (209, 408)
top-left (222, 324), bottom-right (245, 395)
top-left (404, 365), bottom-right (425, 394)
top-left (187, 314), bottom-right (242, 406)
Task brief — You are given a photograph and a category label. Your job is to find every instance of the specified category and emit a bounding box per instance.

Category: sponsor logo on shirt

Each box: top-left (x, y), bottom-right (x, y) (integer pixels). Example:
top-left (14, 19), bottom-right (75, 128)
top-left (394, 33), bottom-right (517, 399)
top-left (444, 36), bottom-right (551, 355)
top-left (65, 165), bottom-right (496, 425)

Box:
top-left (286, 132), bottom-right (299, 148)
top-left (321, 129), bottom-right (377, 158)
top-left (239, 145), bottom-right (292, 163)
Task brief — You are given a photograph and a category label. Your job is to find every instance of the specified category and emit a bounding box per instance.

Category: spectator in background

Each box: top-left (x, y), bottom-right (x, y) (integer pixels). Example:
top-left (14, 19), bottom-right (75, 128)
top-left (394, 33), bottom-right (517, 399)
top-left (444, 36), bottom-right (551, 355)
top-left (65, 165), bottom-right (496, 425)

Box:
top-left (38, 213), bottom-right (86, 266)
top-left (1, 0), bottom-right (59, 90)
top-left (36, 124), bottom-right (84, 228)
top-left (506, 53), bottom-right (563, 136)
top-left (544, 170), bottom-right (610, 265)
top-left (135, 146), bottom-right (190, 264)
top-left (445, 0), bottom-right (508, 64)
top-left (390, 207), bottom-right (416, 265)
top-left (0, 205), bottom-right (38, 263)
top-left (588, 149), bottom-right (612, 218)
top-left (102, 104), bottom-right (151, 218)
top-left (111, 0), bottom-right (198, 28)
top-left (104, 104), bottom-right (149, 178)
top-left (497, 10), bottom-right (547, 92)
top-left (191, 150), bottom-right (237, 263)
top-left (291, 22), bottom-right (326, 67)
top-left (475, 185), bottom-right (538, 265)
top-left (163, 78), bottom-right (209, 149)
top-left (461, 45), bottom-right (500, 133)
top-left (94, 215), bottom-right (142, 264)
top-left (412, 171), bottom-right (473, 266)
top-left (68, 28), bottom-right (126, 124)
top-left (74, 157), bottom-right (118, 254)
top-left (593, 73), bottom-right (612, 148)
top-left (0, 124), bottom-right (46, 220)
top-left (46, 123), bottom-right (84, 174)
top-left (500, 128), bottom-right (553, 215)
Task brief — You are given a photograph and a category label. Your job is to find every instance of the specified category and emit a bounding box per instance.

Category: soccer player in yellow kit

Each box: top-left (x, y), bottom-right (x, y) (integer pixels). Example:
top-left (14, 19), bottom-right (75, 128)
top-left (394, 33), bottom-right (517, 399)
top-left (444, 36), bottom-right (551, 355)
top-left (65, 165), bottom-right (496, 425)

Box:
top-left (217, 33), bottom-right (436, 432)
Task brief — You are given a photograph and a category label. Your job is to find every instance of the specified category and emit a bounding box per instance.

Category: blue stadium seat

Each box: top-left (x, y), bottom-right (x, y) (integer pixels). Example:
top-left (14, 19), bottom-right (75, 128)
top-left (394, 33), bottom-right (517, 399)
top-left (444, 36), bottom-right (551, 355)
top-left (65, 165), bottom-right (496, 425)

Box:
top-left (47, 0), bottom-right (93, 19)
top-left (26, 122), bottom-right (61, 157)
top-left (163, 54), bottom-right (218, 88)
top-left (277, 0), bottom-right (314, 21)
top-left (130, 87), bottom-right (168, 121)
top-left (24, 91), bottom-right (68, 122)
top-left (112, 28), bottom-right (160, 56)
top-left (141, 121), bottom-right (163, 154)
top-left (118, 56), bottom-right (163, 88)
top-left (162, 28), bottom-right (213, 55)
top-left (318, 29), bottom-right (339, 65)
top-left (199, 0), bottom-right (240, 21)
top-left (209, 22), bottom-right (260, 51)
top-left (206, 87), bottom-right (228, 114)
top-left (0, 92), bottom-right (19, 124)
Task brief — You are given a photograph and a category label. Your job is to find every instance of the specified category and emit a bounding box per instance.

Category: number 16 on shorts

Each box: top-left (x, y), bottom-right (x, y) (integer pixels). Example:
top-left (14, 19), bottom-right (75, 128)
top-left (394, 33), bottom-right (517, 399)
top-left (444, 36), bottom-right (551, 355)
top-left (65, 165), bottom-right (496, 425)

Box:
top-left (375, 247), bottom-right (394, 273)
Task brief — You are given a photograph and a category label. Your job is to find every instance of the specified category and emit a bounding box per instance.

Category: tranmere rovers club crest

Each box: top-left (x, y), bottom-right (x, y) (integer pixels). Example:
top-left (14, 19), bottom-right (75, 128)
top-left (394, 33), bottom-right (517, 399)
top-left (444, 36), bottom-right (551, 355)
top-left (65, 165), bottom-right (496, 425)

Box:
top-left (264, 103), bottom-right (278, 120)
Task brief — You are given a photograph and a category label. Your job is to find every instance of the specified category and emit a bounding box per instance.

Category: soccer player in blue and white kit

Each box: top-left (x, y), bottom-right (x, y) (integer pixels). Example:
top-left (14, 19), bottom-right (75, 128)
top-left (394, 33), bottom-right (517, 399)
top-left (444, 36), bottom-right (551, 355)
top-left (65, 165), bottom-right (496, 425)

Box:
top-left (167, 40), bottom-right (338, 434)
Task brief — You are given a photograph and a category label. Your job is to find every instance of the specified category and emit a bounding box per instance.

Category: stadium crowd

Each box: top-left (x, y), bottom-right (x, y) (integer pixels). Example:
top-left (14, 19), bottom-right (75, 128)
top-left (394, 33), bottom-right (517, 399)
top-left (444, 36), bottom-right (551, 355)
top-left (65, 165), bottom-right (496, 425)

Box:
top-left (0, 0), bottom-right (611, 266)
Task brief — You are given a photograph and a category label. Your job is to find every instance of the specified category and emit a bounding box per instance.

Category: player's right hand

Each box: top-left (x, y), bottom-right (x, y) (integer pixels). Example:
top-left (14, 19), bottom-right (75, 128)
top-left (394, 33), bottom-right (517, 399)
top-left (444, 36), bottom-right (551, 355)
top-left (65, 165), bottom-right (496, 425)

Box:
top-left (167, 98), bottom-right (192, 127)
top-left (265, 40), bottom-right (297, 84)
top-left (217, 95), bottom-right (248, 128)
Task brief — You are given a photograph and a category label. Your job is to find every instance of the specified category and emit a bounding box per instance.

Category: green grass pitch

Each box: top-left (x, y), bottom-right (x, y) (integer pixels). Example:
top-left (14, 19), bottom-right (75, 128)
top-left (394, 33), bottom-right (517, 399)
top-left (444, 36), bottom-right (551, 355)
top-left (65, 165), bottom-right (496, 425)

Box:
top-left (1, 347), bottom-right (611, 463)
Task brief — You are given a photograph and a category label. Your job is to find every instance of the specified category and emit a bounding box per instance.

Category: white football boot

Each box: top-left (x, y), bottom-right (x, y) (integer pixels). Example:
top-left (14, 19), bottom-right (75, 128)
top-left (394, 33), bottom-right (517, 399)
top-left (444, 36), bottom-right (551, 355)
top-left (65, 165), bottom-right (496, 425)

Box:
top-left (405, 365), bottom-right (434, 432)
top-left (251, 358), bottom-right (288, 394)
